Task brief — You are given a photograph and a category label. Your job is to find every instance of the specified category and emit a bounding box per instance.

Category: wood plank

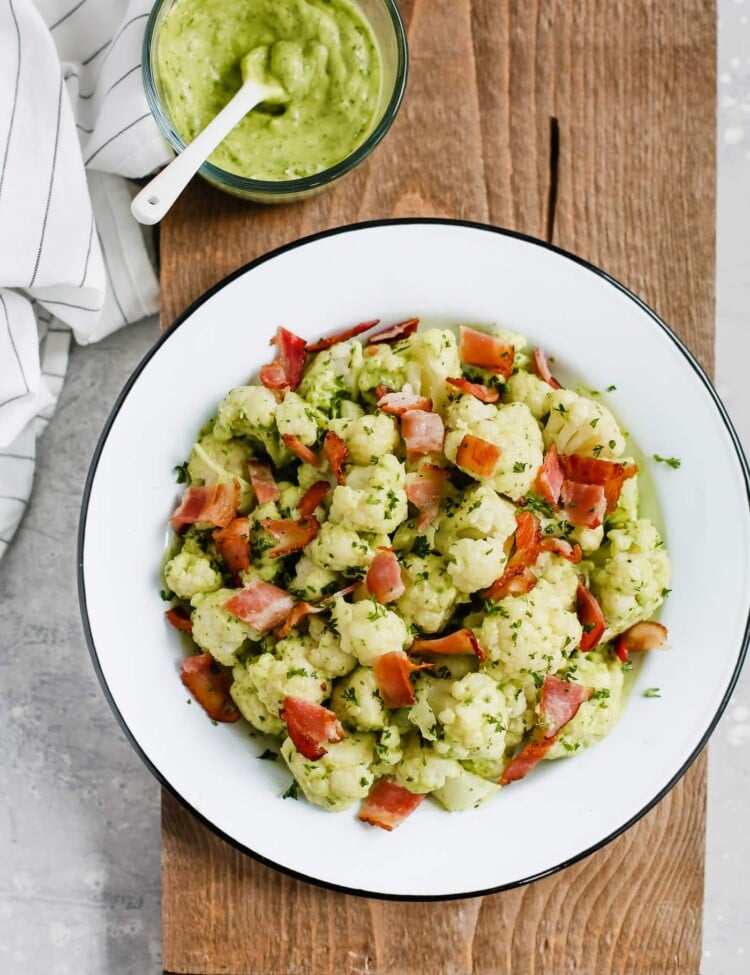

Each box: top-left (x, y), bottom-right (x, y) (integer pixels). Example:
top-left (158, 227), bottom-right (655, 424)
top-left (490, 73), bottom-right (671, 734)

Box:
top-left (161, 1), bottom-right (715, 972)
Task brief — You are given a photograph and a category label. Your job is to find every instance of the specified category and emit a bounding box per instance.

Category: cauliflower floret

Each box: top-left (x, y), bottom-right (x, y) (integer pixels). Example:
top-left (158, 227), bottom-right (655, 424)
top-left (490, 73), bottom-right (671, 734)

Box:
top-left (243, 634), bottom-right (331, 715)
top-left (590, 518), bottom-right (670, 639)
top-left (569, 523), bottom-right (605, 554)
top-left (447, 536), bottom-right (508, 593)
top-left (546, 651), bottom-right (625, 758)
top-left (394, 736), bottom-right (463, 794)
top-left (305, 522), bottom-right (383, 574)
top-left (395, 553), bottom-right (460, 634)
top-left (404, 329), bottom-right (462, 409)
top-left (332, 666), bottom-right (389, 731)
top-left (275, 391), bottom-right (321, 446)
top-left (434, 483), bottom-right (517, 554)
top-left (328, 455), bottom-right (408, 534)
top-left (281, 732), bottom-right (375, 811)
top-left (543, 388), bottom-right (625, 458)
top-left (391, 519), bottom-right (438, 556)
top-left (358, 342), bottom-right (409, 400)
top-left (331, 596), bottom-right (410, 666)
top-left (444, 401), bottom-right (543, 500)
top-left (432, 766), bottom-right (499, 811)
top-left (230, 665), bottom-right (285, 735)
top-left (504, 370), bottom-right (553, 420)
top-left (186, 432), bottom-right (253, 511)
top-left (164, 550), bottom-right (221, 600)
top-left (213, 386), bottom-right (290, 466)
top-left (307, 617), bottom-right (358, 678)
top-left (298, 340), bottom-right (364, 415)
top-left (533, 550), bottom-right (579, 606)
top-left (373, 723), bottom-right (404, 769)
top-left (409, 672), bottom-right (508, 762)
top-left (290, 555), bottom-right (339, 601)
top-left (190, 588), bottom-right (253, 666)
top-left (329, 412), bottom-right (399, 466)
top-left (477, 580), bottom-right (582, 682)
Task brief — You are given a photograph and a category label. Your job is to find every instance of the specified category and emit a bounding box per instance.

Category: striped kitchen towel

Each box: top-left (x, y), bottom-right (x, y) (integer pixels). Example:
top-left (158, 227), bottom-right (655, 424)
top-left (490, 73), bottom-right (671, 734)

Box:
top-left (0, 0), bottom-right (172, 558)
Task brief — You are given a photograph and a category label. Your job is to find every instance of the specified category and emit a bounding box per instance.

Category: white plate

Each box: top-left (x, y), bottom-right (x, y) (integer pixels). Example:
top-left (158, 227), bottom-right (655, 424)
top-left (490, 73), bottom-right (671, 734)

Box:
top-left (78, 220), bottom-right (750, 899)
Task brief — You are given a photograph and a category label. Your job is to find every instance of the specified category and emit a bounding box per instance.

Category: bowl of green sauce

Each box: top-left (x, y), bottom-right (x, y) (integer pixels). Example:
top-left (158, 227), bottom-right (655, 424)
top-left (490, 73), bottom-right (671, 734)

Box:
top-left (143, 0), bottom-right (408, 203)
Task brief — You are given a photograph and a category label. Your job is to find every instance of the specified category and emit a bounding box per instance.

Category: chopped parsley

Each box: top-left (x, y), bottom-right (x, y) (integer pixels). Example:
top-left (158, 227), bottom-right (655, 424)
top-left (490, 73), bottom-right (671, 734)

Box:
top-left (644, 687), bottom-right (661, 698)
top-left (518, 493), bottom-right (555, 518)
top-left (341, 686), bottom-right (358, 705)
top-left (662, 587), bottom-right (672, 598)
top-left (412, 535), bottom-right (432, 558)
top-left (653, 454), bottom-right (681, 469)
top-left (513, 461), bottom-right (528, 473)
top-left (174, 461), bottom-right (189, 484)
top-left (282, 781), bottom-right (299, 800)
top-left (258, 749), bottom-right (278, 761)
top-left (606, 384), bottom-right (617, 392)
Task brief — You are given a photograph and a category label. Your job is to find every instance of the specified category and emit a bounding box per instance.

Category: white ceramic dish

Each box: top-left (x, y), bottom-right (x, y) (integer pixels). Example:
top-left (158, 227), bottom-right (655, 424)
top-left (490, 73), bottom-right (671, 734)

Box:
top-left (78, 220), bottom-right (750, 899)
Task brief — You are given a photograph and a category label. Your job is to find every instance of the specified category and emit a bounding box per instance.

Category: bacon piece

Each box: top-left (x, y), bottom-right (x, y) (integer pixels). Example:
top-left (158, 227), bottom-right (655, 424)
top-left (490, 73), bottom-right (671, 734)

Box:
top-left (445, 376), bottom-right (500, 403)
top-left (247, 460), bottom-right (280, 504)
top-left (559, 480), bottom-right (607, 528)
top-left (366, 548), bottom-right (405, 604)
top-left (401, 410), bottom-right (445, 457)
top-left (261, 516), bottom-right (319, 557)
top-left (533, 347), bottom-right (562, 389)
top-left (224, 581), bottom-right (297, 634)
top-left (165, 606), bottom-right (193, 633)
top-left (358, 777), bottom-right (427, 831)
top-left (377, 384), bottom-right (432, 416)
top-left (536, 443), bottom-right (564, 506)
top-left (366, 317), bottom-right (420, 345)
top-left (455, 433), bottom-right (501, 478)
top-left (615, 620), bottom-right (668, 662)
top-left (181, 653), bottom-right (240, 723)
top-left (298, 480), bottom-right (331, 518)
top-left (539, 536), bottom-right (583, 564)
top-left (410, 628), bottom-right (487, 663)
top-left (281, 434), bottom-right (320, 467)
top-left (259, 359), bottom-right (289, 391)
top-left (212, 517), bottom-right (251, 573)
top-left (559, 454), bottom-right (637, 513)
top-left (170, 481), bottom-right (240, 531)
top-left (274, 601), bottom-right (324, 640)
top-left (306, 319), bottom-right (380, 353)
top-left (405, 464), bottom-right (451, 529)
top-left (459, 326), bottom-right (515, 379)
top-left (261, 326), bottom-right (308, 392)
top-left (500, 675), bottom-right (593, 785)
top-left (322, 431), bottom-right (349, 485)
top-left (373, 652), bottom-right (431, 709)
top-left (576, 576), bottom-right (606, 651)
top-left (374, 383), bottom-right (392, 401)
top-left (280, 697), bottom-right (346, 760)
top-left (482, 512), bottom-right (541, 600)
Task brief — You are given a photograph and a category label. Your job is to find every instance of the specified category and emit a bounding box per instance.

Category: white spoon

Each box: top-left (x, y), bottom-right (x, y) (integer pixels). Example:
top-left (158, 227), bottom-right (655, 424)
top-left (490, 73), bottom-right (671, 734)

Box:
top-left (131, 49), bottom-right (287, 226)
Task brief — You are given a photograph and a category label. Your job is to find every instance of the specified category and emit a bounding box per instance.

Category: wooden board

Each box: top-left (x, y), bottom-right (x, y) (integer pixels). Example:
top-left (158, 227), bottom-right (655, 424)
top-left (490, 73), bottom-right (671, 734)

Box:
top-left (159, 1), bottom-right (716, 972)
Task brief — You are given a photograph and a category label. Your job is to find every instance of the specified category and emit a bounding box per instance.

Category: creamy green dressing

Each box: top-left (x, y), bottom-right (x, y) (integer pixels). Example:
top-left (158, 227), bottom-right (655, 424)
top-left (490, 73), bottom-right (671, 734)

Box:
top-left (156, 0), bottom-right (382, 180)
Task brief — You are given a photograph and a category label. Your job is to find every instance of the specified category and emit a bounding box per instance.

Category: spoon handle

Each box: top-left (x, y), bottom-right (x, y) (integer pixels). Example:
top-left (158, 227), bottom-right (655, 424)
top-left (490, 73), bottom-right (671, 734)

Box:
top-left (131, 80), bottom-right (266, 225)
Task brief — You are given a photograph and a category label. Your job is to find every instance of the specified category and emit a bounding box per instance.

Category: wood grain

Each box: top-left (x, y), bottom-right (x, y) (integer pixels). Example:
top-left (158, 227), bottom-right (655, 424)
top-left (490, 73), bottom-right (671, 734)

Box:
top-left (160, 1), bottom-right (716, 972)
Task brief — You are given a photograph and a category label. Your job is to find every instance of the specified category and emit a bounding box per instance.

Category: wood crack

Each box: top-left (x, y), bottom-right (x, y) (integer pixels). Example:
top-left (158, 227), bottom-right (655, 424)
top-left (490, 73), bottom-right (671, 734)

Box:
top-left (545, 116), bottom-right (559, 243)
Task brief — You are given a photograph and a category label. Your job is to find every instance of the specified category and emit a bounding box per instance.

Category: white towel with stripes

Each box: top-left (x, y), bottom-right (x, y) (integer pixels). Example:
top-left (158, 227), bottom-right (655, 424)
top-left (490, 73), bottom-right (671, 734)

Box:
top-left (0, 0), bottom-right (172, 557)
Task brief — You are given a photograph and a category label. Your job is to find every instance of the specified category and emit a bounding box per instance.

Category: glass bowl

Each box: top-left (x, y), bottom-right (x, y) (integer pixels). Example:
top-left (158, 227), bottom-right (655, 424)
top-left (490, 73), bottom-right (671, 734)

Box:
top-left (142, 0), bottom-right (408, 204)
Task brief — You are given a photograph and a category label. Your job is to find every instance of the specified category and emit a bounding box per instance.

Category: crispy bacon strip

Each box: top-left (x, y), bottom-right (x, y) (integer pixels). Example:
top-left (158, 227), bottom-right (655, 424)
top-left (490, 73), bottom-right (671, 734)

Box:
top-left (275, 327), bottom-right (308, 391)
top-left (165, 606), bottom-right (192, 633)
top-left (405, 464), bottom-right (451, 530)
top-left (459, 326), bottom-right (515, 379)
top-left (446, 376), bottom-right (500, 403)
top-left (247, 460), bottom-right (280, 503)
top-left (533, 347), bottom-right (562, 389)
top-left (181, 654), bottom-right (240, 723)
top-left (539, 536), bottom-right (582, 564)
top-left (261, 516), bottom-right (319, 557)
top-left (170, 481), bottom-right (240, 531)
top-left (410, 628), bottom-right (487, 663)
top-left (576, 576), bottom-right (606, 651)
top-left (306, 319), bottom-right (380, 353)
top-left (559, 453), bottom-right (637, 512)
top-left (500, 675), bottom-right (593, 785)
top-left (358, 777), bottom-right (427, 831)
top-left (298, 480), bottom-right (331, 518)
top-left (282, 434), bottom-right (320, 467)
top-left (455, 433), bottom-right (501, 478)
top-left (366, 317), bottom-right (420, 345)
top-left (323, 431), bottom-right (349, 485)
top-left (213, 517), bottom-right (251, 573)
top-left (482, 512), bottom-right (541, 600)
top-left (373, 652), bottom-right (431, 709)
top-left (559, 480), bottom-right (607, 528)
top-left (280, 697), bottom-right (346, 760)
top-left (366, 548), bottom-right (405, 604)
top-left (377, 384), bottom-right (432, 416)
top-left (615, 620), bottom-right (668, 662)
top-left (401, 410), bottom-right (445, 457)
top-left (224, 581), bottom-right (297, 634)
top-left (274, 601), bottom-right (324, 640)
top-left (259, 359), bottom-right (288, 391)
top-left (536, 444), bottom-right (564, 506)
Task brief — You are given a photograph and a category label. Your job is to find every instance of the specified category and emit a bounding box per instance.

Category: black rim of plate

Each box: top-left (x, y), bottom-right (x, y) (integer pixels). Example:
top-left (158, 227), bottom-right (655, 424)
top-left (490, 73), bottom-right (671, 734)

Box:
top-left (77, 217), bottom-right (750, 902)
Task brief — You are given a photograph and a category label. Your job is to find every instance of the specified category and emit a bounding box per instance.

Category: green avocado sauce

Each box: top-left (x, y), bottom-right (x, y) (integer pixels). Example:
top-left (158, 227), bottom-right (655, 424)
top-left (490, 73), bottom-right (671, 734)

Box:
top-left (156, 0), bottom-right (382, 180)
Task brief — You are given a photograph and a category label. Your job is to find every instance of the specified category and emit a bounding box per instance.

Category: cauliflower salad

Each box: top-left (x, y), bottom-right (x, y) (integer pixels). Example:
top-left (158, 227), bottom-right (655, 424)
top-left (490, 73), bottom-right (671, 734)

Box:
top-left (162, 316), bottom-right (671, 830)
